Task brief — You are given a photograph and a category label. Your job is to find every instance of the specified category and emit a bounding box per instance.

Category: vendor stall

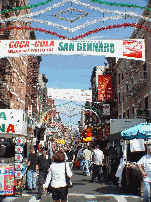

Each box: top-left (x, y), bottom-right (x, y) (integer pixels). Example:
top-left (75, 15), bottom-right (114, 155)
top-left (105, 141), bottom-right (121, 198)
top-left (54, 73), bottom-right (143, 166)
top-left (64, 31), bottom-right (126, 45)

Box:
top-left (115, 123), bottom-right (151, 194)
top-left (0, 109), bottom-right (27, 196)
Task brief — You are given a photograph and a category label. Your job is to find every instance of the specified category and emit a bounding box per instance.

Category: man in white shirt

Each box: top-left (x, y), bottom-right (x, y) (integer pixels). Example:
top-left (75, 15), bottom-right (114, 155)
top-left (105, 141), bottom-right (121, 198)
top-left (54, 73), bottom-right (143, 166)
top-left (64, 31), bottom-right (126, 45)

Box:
top-left (137, 144), bottom-right (151, 202)
top-left (91, 145), bottom-right (104, 183)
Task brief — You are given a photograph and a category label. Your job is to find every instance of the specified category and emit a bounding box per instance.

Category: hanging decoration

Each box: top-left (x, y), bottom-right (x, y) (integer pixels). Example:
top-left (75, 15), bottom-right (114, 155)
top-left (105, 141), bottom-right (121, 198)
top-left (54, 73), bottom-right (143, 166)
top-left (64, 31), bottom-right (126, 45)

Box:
top-left (55, 7), bottom-right (88, 23)
top-left (0, 15), bottom-right (142, 33)
top-left (0, 23), bottom-right (150, 40)
top-left (1, 0), bottom-right (151, 33)
top-left (1, 0), bottom-right (151, 14)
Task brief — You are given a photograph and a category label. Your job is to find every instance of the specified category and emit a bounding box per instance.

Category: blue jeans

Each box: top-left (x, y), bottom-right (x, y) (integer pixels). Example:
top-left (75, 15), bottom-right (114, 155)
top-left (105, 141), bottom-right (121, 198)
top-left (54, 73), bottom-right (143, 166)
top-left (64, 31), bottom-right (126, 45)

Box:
top-left (80, 159), bottom-right (85, 171)
top-left (27, 170), bottom-right (37, 189)
top-left (144, 181), bottom-right (151, 202)
top-left (85, 160), bottom-right (90, 175)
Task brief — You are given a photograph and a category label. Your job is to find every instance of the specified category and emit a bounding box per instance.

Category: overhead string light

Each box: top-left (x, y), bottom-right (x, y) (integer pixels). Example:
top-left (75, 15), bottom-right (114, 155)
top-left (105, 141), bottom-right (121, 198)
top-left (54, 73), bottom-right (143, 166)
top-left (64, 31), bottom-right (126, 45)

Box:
top-left (0, 23), bottom-right (150, 40)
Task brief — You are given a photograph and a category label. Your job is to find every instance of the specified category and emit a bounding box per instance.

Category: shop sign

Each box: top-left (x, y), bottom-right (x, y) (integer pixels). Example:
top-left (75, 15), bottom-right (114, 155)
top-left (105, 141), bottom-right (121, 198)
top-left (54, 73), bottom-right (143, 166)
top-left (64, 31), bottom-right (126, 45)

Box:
top-left (28, 105), bottom-right (32, 116)
top-left (0, 40), bottom-right (145, 61)
top-left (0, 166), bottom-right (15, 195)
top-left (98, 75), bottom-right (113, 101)
top-left (0, 109), bottom-right (27, 136)
top-left (56, 139), bottom-right (65, 144)
top-left (103, 104), bottom-right (110, 115)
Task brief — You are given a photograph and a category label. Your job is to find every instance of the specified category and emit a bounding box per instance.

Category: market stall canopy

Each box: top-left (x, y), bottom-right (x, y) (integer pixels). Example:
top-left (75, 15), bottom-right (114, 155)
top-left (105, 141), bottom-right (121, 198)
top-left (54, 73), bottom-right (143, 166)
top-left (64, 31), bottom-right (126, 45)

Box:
top-left (121, 123), bottom-right (151, 140)
top-left (109, 119), bottom-right (146, 141)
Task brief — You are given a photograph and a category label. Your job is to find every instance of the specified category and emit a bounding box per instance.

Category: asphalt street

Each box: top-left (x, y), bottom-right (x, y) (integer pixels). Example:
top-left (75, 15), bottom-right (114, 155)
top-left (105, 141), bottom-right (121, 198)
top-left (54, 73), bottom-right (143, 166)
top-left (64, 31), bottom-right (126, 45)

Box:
top-left (0, 167), bottom-right (143, 202)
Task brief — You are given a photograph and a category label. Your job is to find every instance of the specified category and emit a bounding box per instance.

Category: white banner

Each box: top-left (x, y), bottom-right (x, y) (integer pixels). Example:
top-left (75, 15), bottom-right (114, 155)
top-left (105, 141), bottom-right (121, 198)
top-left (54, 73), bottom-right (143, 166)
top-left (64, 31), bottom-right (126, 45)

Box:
top-left (130, 139), bottom-right (145, 152)
top-left (0, 39), bottom-right (145, 60)
top-left (48, 88), bottom-right (92, 101)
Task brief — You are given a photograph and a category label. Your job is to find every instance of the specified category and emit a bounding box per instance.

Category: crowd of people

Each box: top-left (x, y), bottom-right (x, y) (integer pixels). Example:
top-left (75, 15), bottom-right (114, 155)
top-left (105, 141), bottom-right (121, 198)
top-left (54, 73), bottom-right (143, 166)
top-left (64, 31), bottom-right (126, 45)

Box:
top-left (25, 144), bottom-right (105, 202)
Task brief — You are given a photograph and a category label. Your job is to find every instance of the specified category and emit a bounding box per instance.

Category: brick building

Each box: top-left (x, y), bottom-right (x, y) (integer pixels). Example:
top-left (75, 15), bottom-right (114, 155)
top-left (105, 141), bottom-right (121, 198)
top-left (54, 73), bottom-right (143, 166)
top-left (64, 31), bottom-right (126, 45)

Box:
top-left (0, 0), bottom-right (42, 124)
top-left (106, 0), bottom-right (151, 122)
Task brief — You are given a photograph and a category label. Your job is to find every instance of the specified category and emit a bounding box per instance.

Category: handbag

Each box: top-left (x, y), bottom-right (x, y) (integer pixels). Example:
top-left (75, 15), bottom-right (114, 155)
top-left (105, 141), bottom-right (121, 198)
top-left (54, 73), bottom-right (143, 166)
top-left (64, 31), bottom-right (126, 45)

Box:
top-left (65, 163), bottom-right (73, 188)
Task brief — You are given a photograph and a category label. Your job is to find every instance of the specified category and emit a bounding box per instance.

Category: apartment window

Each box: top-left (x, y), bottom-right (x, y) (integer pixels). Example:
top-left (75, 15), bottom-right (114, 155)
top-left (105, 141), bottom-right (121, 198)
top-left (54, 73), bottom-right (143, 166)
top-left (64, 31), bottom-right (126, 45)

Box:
top-left (143, 63), bottom-right (147, 79)
top-left (119, 92), bottom-right (121, 105)
top-left (126, 84), bottom-right (129, 91)
top-left (122, 73), bottom-right (124, 80)
top-left (145, 96), bottom-right (149, 116)
top-left (118, 73), bottom-right (120, 84)
top-left (127, 108), bottom-right (130, 119)
top-left (132, 106), bottom-right (135, 117)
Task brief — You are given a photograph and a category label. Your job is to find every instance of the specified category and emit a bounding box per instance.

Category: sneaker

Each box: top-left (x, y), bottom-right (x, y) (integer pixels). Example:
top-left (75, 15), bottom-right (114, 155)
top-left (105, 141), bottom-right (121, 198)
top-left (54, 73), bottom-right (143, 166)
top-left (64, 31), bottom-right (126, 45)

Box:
top-left (36, 196), bottom-right (41, 200)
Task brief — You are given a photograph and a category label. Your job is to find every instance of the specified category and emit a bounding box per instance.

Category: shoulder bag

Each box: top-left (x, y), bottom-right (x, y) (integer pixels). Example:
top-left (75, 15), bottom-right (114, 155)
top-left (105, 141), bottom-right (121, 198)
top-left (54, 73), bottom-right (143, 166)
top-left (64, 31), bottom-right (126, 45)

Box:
top-left (65, 163), bottom-right (73, 188)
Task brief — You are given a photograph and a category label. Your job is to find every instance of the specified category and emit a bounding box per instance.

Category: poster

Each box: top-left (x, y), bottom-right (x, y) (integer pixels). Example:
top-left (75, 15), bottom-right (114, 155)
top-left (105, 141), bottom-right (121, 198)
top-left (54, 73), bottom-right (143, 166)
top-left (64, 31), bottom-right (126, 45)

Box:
top-left (14, 179), bottom-right (22, 196)
top-left (0, 165), bottom-right (15, 195)
top-left (15, 146), bottom-right (24, 153)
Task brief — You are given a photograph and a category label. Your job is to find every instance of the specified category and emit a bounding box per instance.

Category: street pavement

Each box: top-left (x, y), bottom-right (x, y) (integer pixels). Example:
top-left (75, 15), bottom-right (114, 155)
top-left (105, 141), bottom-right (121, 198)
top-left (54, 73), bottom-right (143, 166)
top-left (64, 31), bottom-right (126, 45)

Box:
top-left (0, 167), bottom-right (143, 202)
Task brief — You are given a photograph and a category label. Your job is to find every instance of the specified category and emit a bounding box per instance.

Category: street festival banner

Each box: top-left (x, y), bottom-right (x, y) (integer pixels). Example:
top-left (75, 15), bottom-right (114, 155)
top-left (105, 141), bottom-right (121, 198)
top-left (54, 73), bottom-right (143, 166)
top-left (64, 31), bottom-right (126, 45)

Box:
top-left (48, 88), bottom-right (92, 102)
top-left (98, 75), bottom-right (113, 101)
top-left (0, 39), bottom-right (145, 60)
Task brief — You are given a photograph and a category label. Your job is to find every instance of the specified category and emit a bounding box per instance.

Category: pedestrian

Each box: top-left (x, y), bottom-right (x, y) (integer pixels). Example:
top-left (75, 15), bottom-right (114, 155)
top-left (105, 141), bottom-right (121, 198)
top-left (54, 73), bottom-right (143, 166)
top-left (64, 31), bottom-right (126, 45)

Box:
top-left (137, 142), bottom-right (151, 202)
top-left (43, 150), bottom-right (72, 202)
top-left (26, 147), bottom-right (38, 190)
top-left (66, 146), bottom-right (75, 169)
top-left (77, 146), bottom-right (85, 172)
top-left (83, 146), bottom-right (92, 176)
top-left (91, 145), bottom-right (104, 183)
top-left (37, 147), bottom-right (52, 200)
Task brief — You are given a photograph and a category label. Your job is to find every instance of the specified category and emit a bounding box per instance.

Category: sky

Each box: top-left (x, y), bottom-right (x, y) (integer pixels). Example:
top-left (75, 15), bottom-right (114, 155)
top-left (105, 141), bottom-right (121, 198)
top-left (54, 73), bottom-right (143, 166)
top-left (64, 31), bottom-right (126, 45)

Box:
top-left (29, 0), bottom-right (148, 126)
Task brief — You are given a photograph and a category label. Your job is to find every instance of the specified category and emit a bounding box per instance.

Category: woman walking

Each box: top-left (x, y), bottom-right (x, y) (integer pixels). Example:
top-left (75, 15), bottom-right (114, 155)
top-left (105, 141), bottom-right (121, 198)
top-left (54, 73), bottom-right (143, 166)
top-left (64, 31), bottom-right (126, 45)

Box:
top-left (43, 150), bottom-right (72, 202)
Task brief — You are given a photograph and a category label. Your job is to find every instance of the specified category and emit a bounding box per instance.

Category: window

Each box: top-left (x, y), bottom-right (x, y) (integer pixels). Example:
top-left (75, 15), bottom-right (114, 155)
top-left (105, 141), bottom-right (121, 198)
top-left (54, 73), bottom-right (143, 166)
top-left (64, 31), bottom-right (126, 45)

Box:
top-left (118, 73), bottom-right (120, 84)
top-left (127, 109), bottom-right (130, 119)
top-left (119, 92), bottom-right (121, 105)
top-left (126, 84), bottom-right (129, 91)
top-left (122, 73), bottom-right (124, 80)
top-left (132, 106), bottom-right (135, 117)
top-left (143, 63), bottom-right (147, 79)
top-left (145, 96), bottom-right (149, 116)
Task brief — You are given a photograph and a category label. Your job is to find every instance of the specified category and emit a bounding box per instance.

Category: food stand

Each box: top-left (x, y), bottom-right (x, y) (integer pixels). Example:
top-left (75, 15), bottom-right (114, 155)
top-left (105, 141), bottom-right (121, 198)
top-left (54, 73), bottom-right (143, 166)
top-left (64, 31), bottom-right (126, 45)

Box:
top-left (0, 109), bottom-right (27, 196)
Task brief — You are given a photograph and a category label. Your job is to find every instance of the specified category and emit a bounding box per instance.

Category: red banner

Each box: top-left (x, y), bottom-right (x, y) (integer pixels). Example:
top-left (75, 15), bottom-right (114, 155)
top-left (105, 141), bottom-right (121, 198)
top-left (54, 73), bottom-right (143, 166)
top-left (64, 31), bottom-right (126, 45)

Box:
top-left (98, 75), bottom-right (113, 101)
